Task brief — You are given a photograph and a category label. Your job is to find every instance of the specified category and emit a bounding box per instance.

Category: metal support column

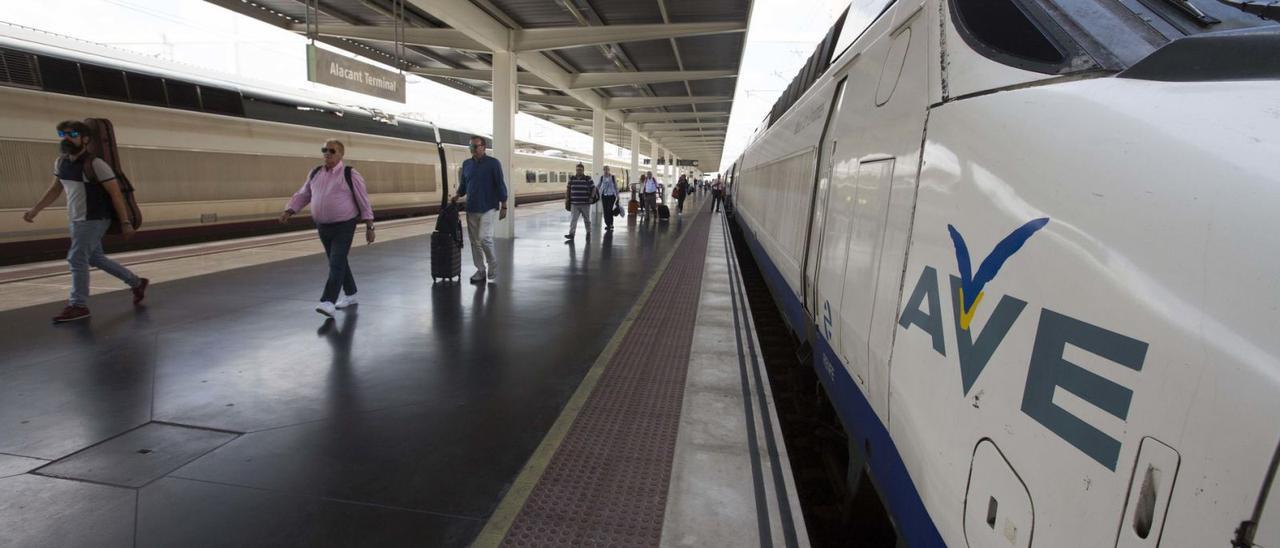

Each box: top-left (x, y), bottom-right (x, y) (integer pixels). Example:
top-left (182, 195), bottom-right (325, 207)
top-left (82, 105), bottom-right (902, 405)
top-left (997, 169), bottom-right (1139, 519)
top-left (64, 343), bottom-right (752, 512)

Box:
top-left (492, 50), bottom-right (517, 238)
top-left (592, 108), bottom-right (605, 221)
top-left (630, 130), bottom-right (641, 195)
top-left (665, 150), bottom-right (673, 188)
top-left (650, 141), bottom-right (659, 182)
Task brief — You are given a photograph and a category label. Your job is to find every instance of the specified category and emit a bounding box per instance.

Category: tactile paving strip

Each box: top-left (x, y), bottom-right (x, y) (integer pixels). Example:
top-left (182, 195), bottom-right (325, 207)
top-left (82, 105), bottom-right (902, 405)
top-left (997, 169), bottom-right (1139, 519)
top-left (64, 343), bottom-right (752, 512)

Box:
top-left (503, 208), bottom-right (713, 547)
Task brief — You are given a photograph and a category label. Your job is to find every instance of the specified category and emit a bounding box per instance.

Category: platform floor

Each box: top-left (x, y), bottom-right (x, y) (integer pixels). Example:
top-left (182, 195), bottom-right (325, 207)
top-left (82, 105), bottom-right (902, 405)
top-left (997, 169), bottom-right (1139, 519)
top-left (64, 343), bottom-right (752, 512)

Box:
top-left (0, 195), bottom-right (700, 545)
top-left (0, 193), bottom-right (805, 548)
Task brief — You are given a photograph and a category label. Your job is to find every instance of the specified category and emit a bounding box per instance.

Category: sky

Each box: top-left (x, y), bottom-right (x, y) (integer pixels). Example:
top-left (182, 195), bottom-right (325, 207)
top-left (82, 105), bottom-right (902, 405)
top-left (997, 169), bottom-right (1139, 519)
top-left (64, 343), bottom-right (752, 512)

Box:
top-left (0, 0), bottom-right (851, 172)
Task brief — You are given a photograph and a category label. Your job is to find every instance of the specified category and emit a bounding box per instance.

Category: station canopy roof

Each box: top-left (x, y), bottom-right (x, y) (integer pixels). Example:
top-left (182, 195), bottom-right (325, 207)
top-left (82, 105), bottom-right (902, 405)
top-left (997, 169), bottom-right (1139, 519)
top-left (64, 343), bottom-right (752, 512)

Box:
top-left (207, 0), bottom-right (751, 170)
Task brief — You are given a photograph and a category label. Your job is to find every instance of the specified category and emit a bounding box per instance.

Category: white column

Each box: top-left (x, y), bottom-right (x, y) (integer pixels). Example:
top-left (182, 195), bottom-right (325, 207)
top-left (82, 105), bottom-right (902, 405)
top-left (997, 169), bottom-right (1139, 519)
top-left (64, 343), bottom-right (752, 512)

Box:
top-left (492, 50), bottom-right (517, 238)
top-left (630, 130), bottom-right (640, 195)
top-left (592, 108), bottom-right (605, 179)
top-left (592, 108), bottom-right (605, 220)
top-left (665, 150), bottom-right (673, 188)
top-left (650, 141), bottom-right (659, 184)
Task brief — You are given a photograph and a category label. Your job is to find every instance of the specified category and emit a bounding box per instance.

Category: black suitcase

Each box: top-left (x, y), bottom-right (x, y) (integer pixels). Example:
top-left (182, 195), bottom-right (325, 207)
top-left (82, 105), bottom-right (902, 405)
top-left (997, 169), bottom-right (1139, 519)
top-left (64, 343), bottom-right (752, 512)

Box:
top-left (431, 227), bottom-right (462, 283)
top-left (657, 204), bottom-right (670, 220)
top-left (428, 126), bottom-right (465, 283)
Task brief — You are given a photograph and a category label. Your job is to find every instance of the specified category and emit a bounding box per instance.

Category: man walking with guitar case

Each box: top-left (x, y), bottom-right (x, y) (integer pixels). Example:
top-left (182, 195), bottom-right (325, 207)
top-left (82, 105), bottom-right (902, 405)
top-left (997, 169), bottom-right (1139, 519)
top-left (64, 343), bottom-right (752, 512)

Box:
top-left (24, 120), bottom-right (148, 323)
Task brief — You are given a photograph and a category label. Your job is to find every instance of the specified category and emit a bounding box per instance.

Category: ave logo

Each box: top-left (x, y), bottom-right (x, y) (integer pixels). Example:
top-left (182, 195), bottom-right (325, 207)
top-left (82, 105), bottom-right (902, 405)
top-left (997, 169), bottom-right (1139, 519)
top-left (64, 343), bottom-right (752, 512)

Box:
top-left (896, 219), bottom-right (1149, 471)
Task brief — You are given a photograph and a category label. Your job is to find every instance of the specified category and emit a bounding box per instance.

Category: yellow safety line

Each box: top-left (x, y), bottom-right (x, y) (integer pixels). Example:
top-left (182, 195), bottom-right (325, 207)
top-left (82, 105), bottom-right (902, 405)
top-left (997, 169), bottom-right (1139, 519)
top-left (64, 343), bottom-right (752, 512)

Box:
top-left (471, 200), bottom-right (709, 548)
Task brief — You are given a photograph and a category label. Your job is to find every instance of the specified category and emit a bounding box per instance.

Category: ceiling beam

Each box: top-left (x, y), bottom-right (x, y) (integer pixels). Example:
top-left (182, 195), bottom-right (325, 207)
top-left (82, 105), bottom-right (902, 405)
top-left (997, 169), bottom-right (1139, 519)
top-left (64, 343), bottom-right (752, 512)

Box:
top-left (408, 68), bottom-right (554, 88)
top-left (622, 111), bottom-right (730, 122)
top-left (648, 130), bottom-right (727, 138)
top-left (653, 142), bottom-right (725, 148)
top-left (479, 93), bottom-right (590, 108)
top-left (639, 122), bottom-right (729, 130)
top-left (569, 70), bottom-right (736, 89)
top-left (288, 24), bottom-right (488, 52)
top-left (289, 22), bottom-right (745, 54)
top-left (606, 96), bottom-right (732, 109)
top-left (398, 0), bottom-right (714, 157)
top-left (521, 108), bottom-right (596, 120)
top-left (513, 22), bottom-right (746, 52)
top-left (407, 68), bottom-right (735, 91)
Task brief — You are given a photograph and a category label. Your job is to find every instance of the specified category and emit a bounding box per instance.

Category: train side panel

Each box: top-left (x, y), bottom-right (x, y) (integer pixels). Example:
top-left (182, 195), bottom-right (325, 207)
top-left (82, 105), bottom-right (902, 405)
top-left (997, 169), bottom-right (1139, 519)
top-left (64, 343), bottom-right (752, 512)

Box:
top-left (734, 2), bottom-right (946, 545)
top-left (894, 77), bottom-right (1280, 547)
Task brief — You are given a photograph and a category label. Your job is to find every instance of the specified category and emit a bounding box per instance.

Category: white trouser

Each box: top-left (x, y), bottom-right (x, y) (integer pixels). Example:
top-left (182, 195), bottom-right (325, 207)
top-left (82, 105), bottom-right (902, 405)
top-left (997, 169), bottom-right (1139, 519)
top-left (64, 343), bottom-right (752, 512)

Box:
top-left (466, 208), bottom-right (498, 272)
top-left (569, 204), bottom-right (591, 234)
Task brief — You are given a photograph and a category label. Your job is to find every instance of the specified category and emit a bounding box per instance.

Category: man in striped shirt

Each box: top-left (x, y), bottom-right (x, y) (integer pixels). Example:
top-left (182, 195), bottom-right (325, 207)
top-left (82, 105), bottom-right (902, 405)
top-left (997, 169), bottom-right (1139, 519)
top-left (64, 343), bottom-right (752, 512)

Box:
top-left (564, 163), bottom-right (597, 241)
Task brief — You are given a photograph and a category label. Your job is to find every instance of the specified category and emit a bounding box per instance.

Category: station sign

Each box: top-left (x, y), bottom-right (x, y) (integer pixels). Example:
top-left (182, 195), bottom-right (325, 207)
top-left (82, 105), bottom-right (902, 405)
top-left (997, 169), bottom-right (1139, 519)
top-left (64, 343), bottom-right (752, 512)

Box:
top-left (307, 45), bottom-right (405, 103)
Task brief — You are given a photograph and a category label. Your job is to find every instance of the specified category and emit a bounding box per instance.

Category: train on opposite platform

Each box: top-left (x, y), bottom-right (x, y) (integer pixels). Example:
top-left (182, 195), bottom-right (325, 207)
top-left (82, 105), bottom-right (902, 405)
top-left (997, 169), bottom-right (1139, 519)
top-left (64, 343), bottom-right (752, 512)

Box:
top-left (725, 1), bottom-right (1279, 546)
top-left (0, 26), bottom-right (631, 264)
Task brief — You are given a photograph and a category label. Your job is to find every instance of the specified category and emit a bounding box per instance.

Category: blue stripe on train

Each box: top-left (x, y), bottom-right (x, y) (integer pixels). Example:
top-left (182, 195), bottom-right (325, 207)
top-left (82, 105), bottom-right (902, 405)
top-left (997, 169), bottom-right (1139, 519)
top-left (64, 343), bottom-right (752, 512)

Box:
top-left (735, 218), bottom-right (946, 548)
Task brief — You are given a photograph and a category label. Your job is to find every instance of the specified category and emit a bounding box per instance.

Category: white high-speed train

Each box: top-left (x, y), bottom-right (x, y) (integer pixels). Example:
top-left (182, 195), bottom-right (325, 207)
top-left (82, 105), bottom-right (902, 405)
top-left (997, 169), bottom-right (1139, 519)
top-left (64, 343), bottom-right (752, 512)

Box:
top-left (727, 1), bottom-right (1278, 546)
top-left (0, 27), bottom-right (631, 264)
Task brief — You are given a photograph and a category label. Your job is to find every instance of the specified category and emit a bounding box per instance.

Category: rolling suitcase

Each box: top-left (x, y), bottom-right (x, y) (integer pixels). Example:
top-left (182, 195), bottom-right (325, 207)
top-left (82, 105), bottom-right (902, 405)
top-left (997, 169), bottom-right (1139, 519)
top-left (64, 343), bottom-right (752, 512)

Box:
top-left (431, 215), bottom-right (463, 283)
top-left (628, 197), bottom-right (639, 215)
top-left (657, 204), bottom-right (670, 220)
top-left (429, 124), bottom-right (463, 283)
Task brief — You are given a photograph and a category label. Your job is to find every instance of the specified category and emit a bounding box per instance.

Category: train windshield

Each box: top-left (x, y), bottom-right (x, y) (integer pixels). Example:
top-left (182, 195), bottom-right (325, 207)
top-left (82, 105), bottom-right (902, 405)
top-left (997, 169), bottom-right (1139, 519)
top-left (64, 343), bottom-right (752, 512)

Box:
top-left (950, 0), bottom-right (1279, 74)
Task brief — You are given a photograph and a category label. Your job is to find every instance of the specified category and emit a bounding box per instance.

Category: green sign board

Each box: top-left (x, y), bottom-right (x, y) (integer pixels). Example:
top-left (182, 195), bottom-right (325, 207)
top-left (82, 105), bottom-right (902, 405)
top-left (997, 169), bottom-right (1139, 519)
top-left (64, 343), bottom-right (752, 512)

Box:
top-left (307, 45), bottom-right (405, 103)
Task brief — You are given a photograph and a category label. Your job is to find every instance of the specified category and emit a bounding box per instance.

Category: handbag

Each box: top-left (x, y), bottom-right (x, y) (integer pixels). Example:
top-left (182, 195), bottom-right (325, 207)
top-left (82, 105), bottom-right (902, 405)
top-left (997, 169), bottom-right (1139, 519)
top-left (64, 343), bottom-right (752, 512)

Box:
top-left (611, 197), bottom-right (623, 217)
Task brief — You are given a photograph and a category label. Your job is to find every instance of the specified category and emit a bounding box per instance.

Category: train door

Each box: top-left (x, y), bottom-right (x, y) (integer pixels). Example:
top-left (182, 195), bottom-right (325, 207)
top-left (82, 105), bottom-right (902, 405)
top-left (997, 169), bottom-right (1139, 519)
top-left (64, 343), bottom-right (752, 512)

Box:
top-left (838, 157), bottom-right (896, 387)
top-left (801, 78), bottom-right (850, 327)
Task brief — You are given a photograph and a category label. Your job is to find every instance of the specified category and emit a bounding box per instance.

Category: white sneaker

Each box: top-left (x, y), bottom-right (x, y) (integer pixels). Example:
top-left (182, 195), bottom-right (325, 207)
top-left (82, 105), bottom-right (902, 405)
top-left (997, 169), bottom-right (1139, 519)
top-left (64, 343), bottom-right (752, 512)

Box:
top-left (470, 270), bottom-right (486, 283)
top-left (335, 294), bottom-right (358, 309)
top-left (487, 268), bottom-right (498, 283)
top-left (315, 301), bottom-right (336, 317)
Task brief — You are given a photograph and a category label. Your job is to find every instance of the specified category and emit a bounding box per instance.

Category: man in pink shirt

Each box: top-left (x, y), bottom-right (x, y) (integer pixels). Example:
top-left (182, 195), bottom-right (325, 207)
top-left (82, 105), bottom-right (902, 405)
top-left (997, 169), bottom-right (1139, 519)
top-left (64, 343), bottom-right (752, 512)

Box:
top-left (279, 140), bottom-right (375, 317)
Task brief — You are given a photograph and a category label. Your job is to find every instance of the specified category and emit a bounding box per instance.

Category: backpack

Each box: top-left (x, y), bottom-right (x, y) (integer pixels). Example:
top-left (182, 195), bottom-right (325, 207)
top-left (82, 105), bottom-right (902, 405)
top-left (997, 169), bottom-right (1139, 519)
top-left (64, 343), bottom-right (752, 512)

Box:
top-left (309, 164), bottom-right (356, 198)
top-left (81, 118), bottom-right (142, 234)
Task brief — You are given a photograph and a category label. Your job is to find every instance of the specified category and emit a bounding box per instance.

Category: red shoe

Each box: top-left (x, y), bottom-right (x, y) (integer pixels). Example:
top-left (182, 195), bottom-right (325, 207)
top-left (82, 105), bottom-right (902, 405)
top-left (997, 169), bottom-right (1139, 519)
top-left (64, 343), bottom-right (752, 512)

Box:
top-left (53, 306), bottom-right (91, 323)
top-left (132, 278), bottom-right (149, 305)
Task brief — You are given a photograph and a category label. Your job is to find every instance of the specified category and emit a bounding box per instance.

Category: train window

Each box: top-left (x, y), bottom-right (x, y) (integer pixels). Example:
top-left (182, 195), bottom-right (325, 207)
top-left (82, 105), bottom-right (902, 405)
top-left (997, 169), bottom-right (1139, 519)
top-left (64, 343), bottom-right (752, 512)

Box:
top-left (81, 64), bottom-right (128, 100)
top-left (126, 72), bottom-right (166, 106)
top-left (38, 56), bottom-right (84, 95)
top-left (525, 170), bottom-right (536, 183)
top-left (832, 1), bottom-right (895, 61)
top-left (950, 0), bottom-right (1069, 72)
top-left (538, 171), bottom-right (548, 183)
top-left (199, 86), bottom-right (245, 116)
top-left (165, 81), bottom-right (200, 110)
top-left (0, 48), bottom-right (41, 88)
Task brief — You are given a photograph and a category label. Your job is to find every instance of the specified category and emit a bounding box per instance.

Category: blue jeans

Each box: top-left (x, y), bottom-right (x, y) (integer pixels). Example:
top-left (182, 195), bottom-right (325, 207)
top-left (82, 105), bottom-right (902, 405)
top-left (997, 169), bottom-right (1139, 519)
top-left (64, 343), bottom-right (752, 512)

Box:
top-left (317, 218), bottom-right (358, 303)
top-left (68, 219), bottom-right (140, 307)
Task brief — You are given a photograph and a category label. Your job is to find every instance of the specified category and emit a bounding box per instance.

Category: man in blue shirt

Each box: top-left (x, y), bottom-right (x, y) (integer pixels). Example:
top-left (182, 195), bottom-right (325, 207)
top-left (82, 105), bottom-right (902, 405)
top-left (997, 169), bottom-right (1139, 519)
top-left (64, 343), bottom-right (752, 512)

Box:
top-left (451, 136), bottom-right (508, 284)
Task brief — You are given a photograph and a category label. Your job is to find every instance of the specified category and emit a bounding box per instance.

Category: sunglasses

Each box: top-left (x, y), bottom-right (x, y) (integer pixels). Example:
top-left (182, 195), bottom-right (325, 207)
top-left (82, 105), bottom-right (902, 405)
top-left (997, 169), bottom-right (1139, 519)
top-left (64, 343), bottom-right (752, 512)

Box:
top-left (57, 130), bottom-right (80, 138)
top-left (469, 143), bottom-right (485, 149)
top-left (321, 147), bottom-right (338, 154)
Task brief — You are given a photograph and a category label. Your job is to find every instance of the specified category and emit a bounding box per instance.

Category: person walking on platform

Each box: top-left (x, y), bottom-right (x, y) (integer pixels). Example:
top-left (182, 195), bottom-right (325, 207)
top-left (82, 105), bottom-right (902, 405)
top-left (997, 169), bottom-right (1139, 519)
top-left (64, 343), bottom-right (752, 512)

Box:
top-left (674, 173), bottom-right (690, 215)
top-left (597, 165), bottom-right (619, 232)
top-left (24, 120), bottom-right (149, 323)
top-left (643, 172), bottom-right (659, 216)
top-left (451, 136), bottom-right (509, 284)
top-left (280, 139), bottom-right (375, 317)
top-left (712, 177), bottom-right (725, 212)
top-left (564, 163), bottom-right (597, 241)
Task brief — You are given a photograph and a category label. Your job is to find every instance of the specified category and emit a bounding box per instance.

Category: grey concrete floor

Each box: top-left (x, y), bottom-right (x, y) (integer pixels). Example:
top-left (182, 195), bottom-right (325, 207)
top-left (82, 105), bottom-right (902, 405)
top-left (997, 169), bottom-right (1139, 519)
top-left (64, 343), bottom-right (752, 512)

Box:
top-left (0, 200), bottom-right (703, 547)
